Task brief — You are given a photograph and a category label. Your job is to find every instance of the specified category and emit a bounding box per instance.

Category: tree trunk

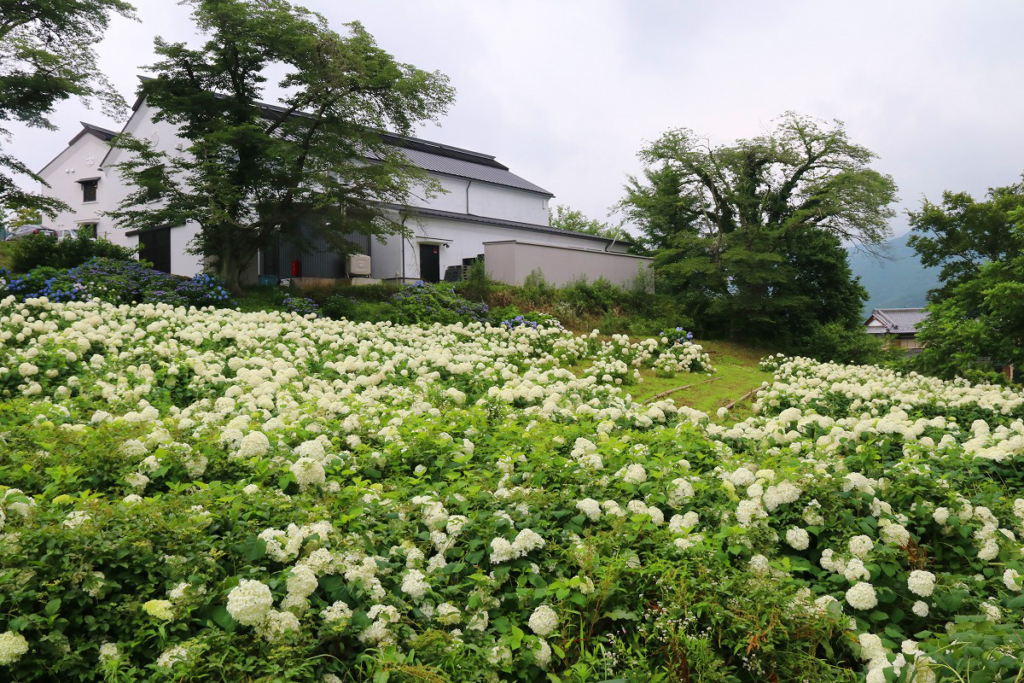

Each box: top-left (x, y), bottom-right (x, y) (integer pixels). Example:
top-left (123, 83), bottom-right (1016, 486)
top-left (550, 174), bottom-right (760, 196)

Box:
top-left (219, 244), bottom-right (258, 295)
top-left (219, 250), bottom-right (242, 295)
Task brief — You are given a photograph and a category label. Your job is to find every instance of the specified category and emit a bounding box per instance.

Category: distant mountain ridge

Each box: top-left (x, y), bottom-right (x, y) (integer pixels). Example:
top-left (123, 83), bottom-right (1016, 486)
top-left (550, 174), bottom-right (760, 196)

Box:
top-left (848, 232), bottom-right (940, 316)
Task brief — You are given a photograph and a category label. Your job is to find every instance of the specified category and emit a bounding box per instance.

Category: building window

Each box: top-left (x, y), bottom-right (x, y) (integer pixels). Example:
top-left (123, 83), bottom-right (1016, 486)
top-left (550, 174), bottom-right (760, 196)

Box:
top-left (81, 179), bottom-right (98, 203)
top-left (79, 222), bottom-right (98, 239)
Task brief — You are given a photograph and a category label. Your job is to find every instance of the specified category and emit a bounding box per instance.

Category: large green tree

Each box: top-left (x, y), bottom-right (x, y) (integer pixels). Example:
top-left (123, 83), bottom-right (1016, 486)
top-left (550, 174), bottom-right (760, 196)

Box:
top-left (909, 179), bottom-right (1024, 380)
top-left (619, 112), bottom-right (897, 343)
top-left (0, 0), bottom-right (135, 215)
top-left (548, 205), bottom-right (630, 242)
top-left (107, 0), bottom-right (455, 291)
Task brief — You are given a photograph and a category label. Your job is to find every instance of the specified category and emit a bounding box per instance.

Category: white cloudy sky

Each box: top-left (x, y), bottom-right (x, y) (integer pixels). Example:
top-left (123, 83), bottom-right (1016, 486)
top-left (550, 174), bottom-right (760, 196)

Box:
top-left (10, 0), bottom-right (1024, 237)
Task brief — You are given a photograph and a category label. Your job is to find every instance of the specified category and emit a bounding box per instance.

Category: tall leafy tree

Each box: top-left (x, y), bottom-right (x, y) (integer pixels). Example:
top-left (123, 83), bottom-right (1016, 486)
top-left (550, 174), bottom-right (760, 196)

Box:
top-left (107, 0), bottom-right (455, 291)
top-left (548, 205), bottom-right (630, 241)
top-left (907, 181), bottom-right (1024, 299)
top-left (619, 112), bottom-right (896, 342)
top-left (0, 0), bottom-right (135, 215)
top-left (909, 179), bottom-right (1024, 380)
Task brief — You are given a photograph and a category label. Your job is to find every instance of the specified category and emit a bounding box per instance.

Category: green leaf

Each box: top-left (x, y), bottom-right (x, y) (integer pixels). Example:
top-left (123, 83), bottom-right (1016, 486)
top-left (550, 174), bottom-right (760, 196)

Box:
top-left (240, 536), bottom-right (267, 562)
top-left (603, 610), bottom-right (638, 621)
top-left (209, 606), bottom-right (236, 631)
top-left (44, 598), bottom-right (61, 616)
top-left (510, 626), bottom-right (524, 650)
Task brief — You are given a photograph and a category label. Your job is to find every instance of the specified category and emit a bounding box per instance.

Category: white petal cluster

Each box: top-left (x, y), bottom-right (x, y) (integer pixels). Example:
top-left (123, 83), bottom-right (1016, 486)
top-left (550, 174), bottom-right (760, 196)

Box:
top-left (0, 631), bottom-right (28, 665)
top-left (785, 527), bottom-right (809, 551)
top-left (907, 570), bottom-right (936, 597)
top-left (226, 579), bottom-right (273, 626)
top-left (845, 582), bottom-right (878, 610)
top-left (528, 605), bottom-right (558, 636)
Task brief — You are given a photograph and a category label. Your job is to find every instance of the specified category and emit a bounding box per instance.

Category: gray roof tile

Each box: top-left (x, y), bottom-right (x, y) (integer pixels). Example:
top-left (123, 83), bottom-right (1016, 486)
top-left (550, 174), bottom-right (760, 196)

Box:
top-left (866, 308), bottom-right (929, 333)
top-left (393, 145), bottom-right (552, 196)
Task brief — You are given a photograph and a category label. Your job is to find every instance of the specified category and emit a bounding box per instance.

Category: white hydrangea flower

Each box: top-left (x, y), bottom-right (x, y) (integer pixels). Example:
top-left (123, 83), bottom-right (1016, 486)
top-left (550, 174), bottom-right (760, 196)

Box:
top-left (622, 464), bottom-right (647, 485)
top-left (528, 605), bottom-right (558, 636)
top-left (907, 570), bottom-right (936, 597)
top-left (0, 631), bottom-right (29, 665)
top-left (286, 565), bottom-right (318, 600)
top-left (575, 498), bottom-right (601, 521)
top-left (321, 601), bottom-right (353, 624)
top-left (256, 610), bottom-right (301, 642)
top-left (401, 569), bottom-right (430, 599)
top-left (1003, 568), bottom-right (1022, 592)
top-left (289, 457), bottom-right (326, 491)
top-left (848, 535), bottom-right (874, 559)
top-left (785, 527), bottom-right (810, 551)
top-left (226, 579), bottom-right (273, 626)
top-left (533, 637), bottom-right (552, 669)
top-left (98, 642), bottom-right (119, 663)
top-left (156, 645), bottom-right (188, 669)
top-left (845, 582), bottom-right (878, 610)
top-left (236, 432), bottom-right (272, 458)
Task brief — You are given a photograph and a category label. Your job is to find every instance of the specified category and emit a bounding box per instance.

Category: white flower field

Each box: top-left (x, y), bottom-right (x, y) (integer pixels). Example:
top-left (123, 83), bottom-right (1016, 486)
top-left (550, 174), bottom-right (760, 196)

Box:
top-left (0, 297), bottom-right (1022, 682)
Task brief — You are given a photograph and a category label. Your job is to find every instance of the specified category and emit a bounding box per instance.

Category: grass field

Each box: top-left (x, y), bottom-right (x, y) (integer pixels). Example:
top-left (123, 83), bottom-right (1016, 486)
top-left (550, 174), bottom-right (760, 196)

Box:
top-left (627, 339), bottom-right (772, 420)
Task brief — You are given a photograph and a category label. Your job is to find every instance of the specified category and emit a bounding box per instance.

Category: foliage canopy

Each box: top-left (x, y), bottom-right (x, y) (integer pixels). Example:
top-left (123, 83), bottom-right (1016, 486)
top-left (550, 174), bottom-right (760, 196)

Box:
top-left (619, 112), bottom-right (896, 345)
top-left (910, 179), bottom-right (1024, 381)
top-left (548, 205), bottom-right (630, 242)
top-left (107, 0), bottom-right (455, 291)
top-left (0, 0), bottom-right (134, 215)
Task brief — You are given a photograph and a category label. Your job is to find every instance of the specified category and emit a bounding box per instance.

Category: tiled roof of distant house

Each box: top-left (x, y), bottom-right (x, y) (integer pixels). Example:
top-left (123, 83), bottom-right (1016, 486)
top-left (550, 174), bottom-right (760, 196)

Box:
top-left (865, 308), bottom-right (928, 334)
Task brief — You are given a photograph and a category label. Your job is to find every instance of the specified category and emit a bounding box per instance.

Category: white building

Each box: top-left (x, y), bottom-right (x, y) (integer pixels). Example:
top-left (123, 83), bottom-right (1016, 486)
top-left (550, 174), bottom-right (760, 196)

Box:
top-left (38, 90), bottom-right (650, 287)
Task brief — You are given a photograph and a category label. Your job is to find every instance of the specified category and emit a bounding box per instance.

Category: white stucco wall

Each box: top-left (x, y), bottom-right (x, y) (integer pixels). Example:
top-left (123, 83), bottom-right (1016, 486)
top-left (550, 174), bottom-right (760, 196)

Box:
top-left (468, 182), bottom-right (549, 225)
top-left (94, 101), bottom-right (204, 277)
top-left (101, 100), bottom-right (192, 253)
top-left (406, 174), bottom-right (550, 225)
top-left (38, 133), bottom-right (114, 237)
top-left (169, 223), bottom-right (204, 276)
top-left (370, 215), bottom-right (627, 281)
top-left (405, 175), bottom-right (471, 214)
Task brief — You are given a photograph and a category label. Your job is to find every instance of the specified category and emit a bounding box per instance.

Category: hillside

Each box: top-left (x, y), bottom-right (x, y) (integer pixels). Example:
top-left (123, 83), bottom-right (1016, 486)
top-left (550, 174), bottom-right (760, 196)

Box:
top-left (848, 231), bottom-right (940, 315)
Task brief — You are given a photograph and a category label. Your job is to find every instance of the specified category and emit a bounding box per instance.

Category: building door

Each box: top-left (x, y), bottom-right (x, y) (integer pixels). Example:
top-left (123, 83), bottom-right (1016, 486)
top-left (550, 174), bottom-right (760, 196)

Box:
top-left (419, 243), bottom-right (440, 283)
top-left (139, 227), bottom-right (172, 273)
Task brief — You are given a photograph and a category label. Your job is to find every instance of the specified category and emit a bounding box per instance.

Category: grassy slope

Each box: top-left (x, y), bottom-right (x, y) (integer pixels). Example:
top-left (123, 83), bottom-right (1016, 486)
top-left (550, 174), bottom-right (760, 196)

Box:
top-left (0, 241), bottom-right (13, 271)
top-left (626, 339), bottom-right (772, 420)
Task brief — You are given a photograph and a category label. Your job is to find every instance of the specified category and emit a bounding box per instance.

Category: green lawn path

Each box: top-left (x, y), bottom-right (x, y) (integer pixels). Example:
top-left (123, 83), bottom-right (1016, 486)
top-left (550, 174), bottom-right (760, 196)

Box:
top-left (625, 340), bottom-right (773, 422)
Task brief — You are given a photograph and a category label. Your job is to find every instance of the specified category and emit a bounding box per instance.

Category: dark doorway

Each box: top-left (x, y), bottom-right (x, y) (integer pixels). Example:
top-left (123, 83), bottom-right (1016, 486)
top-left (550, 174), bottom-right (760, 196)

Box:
top-left (419, 243), bottom-right (440, 283)
top-left (139, 227), bottom-right (172, 273)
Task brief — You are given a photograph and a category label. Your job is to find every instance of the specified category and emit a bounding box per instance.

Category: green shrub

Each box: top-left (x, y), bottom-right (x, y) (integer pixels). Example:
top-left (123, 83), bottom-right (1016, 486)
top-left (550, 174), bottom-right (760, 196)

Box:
top-left (321, 294), bottom-right (395, 321)
top-left (792, 322), bottom-right (895, 365)
top-left (4, 258), bottom-right (236, 308)
top-left (459, 260), bottom-right (494, 299)
top-left (390, 281), bottom-right (488, 325)
top-left (10, 231), bottom-right (136, 273)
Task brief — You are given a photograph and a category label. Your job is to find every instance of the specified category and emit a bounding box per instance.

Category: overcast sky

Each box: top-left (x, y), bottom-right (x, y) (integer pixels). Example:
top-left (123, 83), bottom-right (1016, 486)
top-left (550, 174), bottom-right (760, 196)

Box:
top-left (10, 0), bottom-right (1024, 237)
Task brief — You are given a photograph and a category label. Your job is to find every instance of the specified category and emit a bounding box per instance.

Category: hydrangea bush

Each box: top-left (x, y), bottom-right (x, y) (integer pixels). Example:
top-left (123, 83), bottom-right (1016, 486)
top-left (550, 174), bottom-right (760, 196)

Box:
top-left (4, 258), bottom-right (237, 309)
top-left (0, 298), bottom-right (1020, 682)
top-left (391, 281), bottom-right (489, 325)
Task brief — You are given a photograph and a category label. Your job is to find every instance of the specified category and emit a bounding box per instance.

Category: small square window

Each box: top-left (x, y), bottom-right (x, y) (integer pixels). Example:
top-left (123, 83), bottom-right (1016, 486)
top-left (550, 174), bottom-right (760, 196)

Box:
top-left (81, 179), bottom-right (98, 203)
top-left (80, 223), bottom-right (98, 239)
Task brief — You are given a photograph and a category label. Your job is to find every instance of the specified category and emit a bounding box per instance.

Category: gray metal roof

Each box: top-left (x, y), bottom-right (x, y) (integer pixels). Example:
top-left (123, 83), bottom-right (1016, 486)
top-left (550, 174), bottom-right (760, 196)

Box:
top-left (381, 138), bottom-right (553, 196)
top-left (122, 86), bottom-right (555, 196)
top-left (380, 203), bottom-right (631, 245)
top-left (865, 308), bottom-right (929, 334)
top-left (254, 101), bottom-right (554, 196)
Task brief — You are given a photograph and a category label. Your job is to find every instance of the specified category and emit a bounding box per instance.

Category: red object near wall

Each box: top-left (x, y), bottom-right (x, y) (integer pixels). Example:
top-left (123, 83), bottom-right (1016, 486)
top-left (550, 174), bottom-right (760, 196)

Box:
top-left (291, 260), bottom-right (301, 277)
